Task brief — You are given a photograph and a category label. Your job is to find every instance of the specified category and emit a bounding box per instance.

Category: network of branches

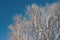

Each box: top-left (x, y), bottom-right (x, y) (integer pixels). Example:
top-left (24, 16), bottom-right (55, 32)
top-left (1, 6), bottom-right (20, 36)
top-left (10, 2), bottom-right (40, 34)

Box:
top-left (8, 3), bottom-right (60, 40)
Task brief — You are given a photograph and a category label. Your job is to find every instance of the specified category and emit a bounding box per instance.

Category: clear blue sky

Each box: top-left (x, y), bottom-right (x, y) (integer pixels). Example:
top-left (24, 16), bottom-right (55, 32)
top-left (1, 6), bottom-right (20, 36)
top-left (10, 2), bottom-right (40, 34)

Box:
top-left (0, 0), bottom-right (60, 40)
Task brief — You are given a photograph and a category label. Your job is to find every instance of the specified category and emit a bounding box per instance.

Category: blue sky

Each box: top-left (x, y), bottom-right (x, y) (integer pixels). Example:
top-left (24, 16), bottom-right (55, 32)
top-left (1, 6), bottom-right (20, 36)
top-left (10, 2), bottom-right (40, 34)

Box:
top-left (0, 0), bottom-right (60, 40)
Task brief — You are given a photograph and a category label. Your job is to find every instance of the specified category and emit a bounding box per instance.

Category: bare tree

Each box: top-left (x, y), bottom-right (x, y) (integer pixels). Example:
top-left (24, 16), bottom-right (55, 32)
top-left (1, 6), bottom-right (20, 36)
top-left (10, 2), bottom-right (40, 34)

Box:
top-left (8, 3), bottom-right (60, 40)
